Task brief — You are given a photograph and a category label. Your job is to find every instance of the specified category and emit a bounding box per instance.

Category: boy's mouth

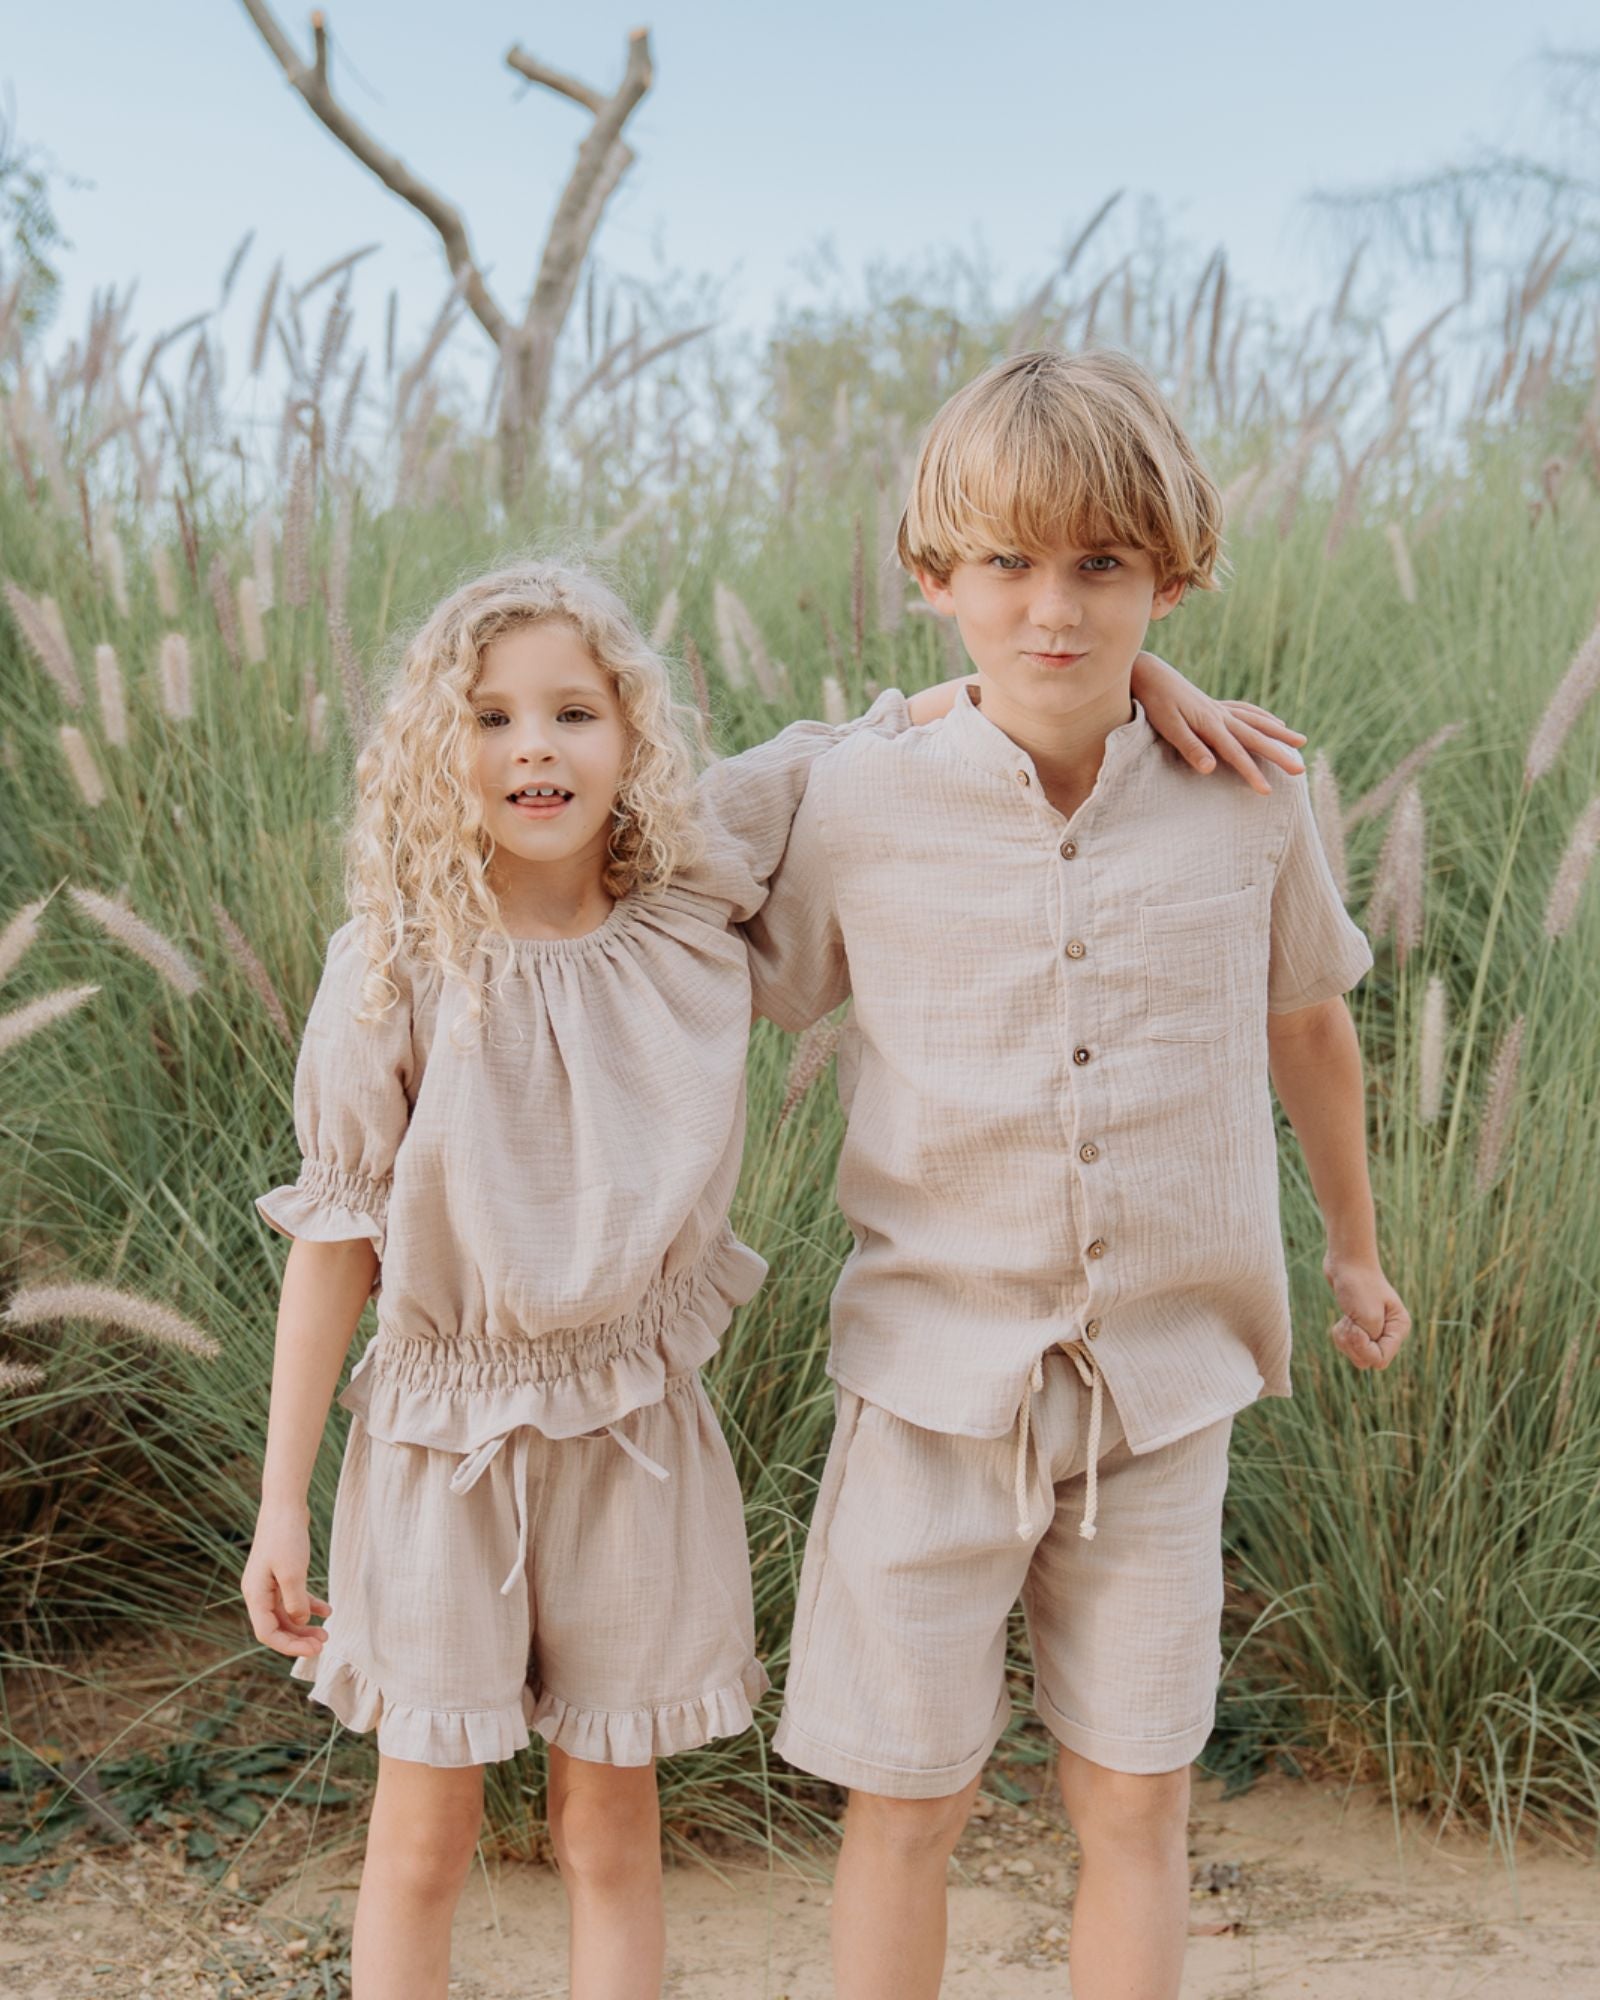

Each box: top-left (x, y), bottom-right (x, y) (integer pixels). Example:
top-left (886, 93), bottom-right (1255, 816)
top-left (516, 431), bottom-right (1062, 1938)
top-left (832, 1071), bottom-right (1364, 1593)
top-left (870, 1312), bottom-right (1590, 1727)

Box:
top-left (506, 784), bottom-right (574, 819)
top-left (1023, 649), bottom-right (1088, 667)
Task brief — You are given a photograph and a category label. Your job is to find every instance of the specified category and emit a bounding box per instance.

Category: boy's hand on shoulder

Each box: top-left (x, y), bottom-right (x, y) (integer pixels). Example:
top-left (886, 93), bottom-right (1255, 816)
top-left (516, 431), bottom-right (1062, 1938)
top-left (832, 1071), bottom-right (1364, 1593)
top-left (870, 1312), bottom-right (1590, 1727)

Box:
top-left (905, 673), bottom-right (979, 725)
top-left (1322, 1254), bottom-right (1411, 1371)
top-left (1131, 651), bottom-right (1307, 795)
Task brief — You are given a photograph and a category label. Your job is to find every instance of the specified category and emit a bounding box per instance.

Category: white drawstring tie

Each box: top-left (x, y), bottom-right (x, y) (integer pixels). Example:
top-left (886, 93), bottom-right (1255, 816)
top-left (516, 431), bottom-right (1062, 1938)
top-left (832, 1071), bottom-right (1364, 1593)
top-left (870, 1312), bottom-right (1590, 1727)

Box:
top-left (447, 1423), bottom-right (671, 1597)
top-left (1010, 1340), bottom-right (1105, 1544)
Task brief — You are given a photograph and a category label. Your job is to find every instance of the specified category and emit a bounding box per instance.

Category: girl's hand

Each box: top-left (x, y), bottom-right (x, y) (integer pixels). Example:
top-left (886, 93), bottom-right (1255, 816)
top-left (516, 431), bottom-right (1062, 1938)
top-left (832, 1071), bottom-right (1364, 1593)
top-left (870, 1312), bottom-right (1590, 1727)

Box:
top-left (1132, 651), bottom-right (1307, 795)
top-left (1322, 1255), bottom-right (1411, 1371)
top-left (906, 674), bottom-right (979, 725)
top-left (241, 1502), bottom-right (330, 1659)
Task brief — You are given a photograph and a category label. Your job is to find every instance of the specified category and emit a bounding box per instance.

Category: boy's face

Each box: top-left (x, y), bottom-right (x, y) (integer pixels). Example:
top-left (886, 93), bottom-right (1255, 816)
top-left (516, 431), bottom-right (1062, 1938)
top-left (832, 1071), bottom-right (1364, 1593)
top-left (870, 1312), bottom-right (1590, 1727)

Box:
top-left (916, 539), bottom-right (1184, 725)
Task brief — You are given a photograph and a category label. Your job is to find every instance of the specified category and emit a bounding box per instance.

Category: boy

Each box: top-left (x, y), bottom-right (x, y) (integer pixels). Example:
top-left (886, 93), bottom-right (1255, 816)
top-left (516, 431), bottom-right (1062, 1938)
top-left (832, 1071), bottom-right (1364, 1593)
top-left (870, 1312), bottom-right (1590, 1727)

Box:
top-left (745, 348), bottom-right (1411, 2000)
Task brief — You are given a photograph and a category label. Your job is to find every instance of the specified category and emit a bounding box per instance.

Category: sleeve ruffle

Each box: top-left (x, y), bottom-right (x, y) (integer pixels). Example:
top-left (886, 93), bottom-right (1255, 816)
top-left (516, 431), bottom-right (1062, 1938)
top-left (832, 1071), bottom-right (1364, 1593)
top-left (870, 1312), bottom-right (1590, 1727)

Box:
top-left (255, 1157), bottom-right (389, 1257)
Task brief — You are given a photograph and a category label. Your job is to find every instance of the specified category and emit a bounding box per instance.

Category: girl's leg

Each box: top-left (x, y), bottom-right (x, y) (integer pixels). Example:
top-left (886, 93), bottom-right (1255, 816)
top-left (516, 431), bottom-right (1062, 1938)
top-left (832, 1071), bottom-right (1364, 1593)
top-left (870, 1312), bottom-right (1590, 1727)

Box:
top-left (351, 1754), bottom-right (485, 2000)
top-left (1057, 1746), bottom-right (1192, 2000)
top-left (546, 1745), bottom-right (665, 2000)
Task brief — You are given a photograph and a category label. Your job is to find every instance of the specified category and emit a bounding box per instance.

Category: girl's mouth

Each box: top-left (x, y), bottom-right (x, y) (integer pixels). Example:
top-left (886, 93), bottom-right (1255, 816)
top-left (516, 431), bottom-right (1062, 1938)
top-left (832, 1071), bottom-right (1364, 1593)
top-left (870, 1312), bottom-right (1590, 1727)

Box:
top-left (506, 785), bottom-right (573, 819)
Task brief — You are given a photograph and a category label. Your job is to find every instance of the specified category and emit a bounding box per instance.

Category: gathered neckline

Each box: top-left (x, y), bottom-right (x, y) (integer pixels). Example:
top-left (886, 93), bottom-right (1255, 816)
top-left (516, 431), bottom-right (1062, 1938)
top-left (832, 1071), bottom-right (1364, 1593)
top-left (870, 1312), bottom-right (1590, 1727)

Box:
top-left (485, 894), bottom-right (641, 957)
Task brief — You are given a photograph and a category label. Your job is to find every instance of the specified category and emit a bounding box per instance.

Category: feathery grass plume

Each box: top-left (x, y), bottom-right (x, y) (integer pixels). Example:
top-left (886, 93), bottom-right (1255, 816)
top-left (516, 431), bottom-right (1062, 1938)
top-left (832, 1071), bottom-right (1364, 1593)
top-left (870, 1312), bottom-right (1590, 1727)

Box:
top-left (40, 594), bottom-right (71, 660)
top-left (4, 581), bottom-right (85, 708)
top-left (283, 446), bottom-right (314, 610)
top-left (68, 886), bottom-right (200, 997)
top-left (1542, 795), bottom-right (1600, 940)
top-left (328, 608), bottom-right (372, 743)
top-left (1525, 612), bottom-right (1600, 786)
top-left (0, 897), bottom-right (47, 988)
top-left (822, 675), bottom-right (850, 727)
top-left (1418, 976), bottom-right (1448, 1123)
top-left (58, 726), bottom-right (106, 808)
top-left (1345, 722), bottom-right (1464, 828)
top-left (1308, 751), bottom-right (1348, 900)
top-left (151, 543), bottom-right (181, 618)
top-left (211, 900), bottom-right (292, 1042)
top-left (1550, 1333), bottom-right (1582, 1448)
top-left (715, 583), bottom-right (781, 700)
top-left (249, 258), bottom-right (282, 376)
top-left (650, 585), bottom-right (680, 652)
top-left (1366, 783), bottom-right (1426, 963)
top-left (0, 1359), bottom-right (47, 1394)
top-left (96, 506), bottom-right (131, 617)
top-left (777, 1012), bottom-right (847, 1128)
top-left (0, 982), bottom-right (100, 1056)
top-left (680, 633), bottom-right (713, 720)
top-left (1384, 521), bottom-right (1418, 604)
top-left (158, 631), bottom-right (193, 721)
top-left (237, 576), bottom-right (267, 665)
top-left (326, 499), bottom-right (354, 623)
top-left (252, 510), bottom-right (276, 612)
top-left (711, 582), bottom-right (750, 690)
top-left (305, 678), bottom-right (330, 752)
top-left (94, 643), bottom-right (128, 747)
top-left (851, 512), bottom-right (866, 664)
top-left (3, 1282), bottom-right (220, 1360)
top-left (207, 552), bottom-right (240, 665)
top-left (1473, 1014), bottom-right (1525, 1195)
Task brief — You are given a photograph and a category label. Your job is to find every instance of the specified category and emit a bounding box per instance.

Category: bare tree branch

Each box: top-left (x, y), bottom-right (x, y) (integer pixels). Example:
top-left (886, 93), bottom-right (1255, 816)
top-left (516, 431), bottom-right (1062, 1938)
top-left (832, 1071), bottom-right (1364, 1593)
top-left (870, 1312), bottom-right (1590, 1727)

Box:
top-left (504, 47), bottom-right (605, 115)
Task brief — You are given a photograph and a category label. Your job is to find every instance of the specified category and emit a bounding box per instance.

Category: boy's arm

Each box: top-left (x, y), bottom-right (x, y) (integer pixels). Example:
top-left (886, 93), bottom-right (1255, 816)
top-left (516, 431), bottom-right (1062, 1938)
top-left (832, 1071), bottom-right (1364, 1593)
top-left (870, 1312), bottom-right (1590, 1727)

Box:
top-left (1267, 999), bottom-right (1410, 1370)
top-left (740, 771), bottom-right (849, 1032)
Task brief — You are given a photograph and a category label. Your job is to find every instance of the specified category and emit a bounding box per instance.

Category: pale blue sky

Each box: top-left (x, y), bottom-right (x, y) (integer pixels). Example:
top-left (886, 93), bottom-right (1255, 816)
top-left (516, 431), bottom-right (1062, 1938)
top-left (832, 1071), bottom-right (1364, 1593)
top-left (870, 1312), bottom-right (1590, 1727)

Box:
top-left (7, 2), bottom-right (1595, 396)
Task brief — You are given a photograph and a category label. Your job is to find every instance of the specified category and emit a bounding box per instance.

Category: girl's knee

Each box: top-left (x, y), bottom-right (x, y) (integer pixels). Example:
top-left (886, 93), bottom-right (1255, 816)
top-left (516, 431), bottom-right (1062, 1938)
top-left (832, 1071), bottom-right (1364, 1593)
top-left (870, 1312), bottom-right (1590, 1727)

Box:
top-left (367, 1758), bottom-right (484, 1898)
top-left (547, 1756), bottom-right (661, 1894)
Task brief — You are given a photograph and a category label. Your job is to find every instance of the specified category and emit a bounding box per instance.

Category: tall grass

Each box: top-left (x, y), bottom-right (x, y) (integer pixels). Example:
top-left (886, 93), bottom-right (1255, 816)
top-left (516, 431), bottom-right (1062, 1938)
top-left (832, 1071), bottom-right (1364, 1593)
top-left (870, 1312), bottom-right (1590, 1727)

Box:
top-left (2, 220), bottom-right (1598, 1868)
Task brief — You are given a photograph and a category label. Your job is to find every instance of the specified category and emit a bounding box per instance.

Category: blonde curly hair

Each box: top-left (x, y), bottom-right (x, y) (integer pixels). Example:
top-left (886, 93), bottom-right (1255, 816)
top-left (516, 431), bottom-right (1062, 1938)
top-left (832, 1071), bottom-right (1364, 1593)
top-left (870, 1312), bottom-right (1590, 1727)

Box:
top-left (346, 559), bottom-right (704, 1024)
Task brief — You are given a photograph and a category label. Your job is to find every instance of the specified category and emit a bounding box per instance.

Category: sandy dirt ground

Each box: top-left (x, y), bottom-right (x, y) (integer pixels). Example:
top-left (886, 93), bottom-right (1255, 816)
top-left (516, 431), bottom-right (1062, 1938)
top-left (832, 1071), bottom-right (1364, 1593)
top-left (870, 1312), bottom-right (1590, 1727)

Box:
top-left (4, 1762), bottom-right (1596, 1999)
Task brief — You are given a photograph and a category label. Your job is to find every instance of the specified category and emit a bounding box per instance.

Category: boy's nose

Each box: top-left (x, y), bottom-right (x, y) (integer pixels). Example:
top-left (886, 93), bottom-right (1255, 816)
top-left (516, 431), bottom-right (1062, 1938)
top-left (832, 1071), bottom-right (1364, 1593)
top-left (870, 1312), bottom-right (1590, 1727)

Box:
top-left (1027, 584), bottom-right (1083, 633)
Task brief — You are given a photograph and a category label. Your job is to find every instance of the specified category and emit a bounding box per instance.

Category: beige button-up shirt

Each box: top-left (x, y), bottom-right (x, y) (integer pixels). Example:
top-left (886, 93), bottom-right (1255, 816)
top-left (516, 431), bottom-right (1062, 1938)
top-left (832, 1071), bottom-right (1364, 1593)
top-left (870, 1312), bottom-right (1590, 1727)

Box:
top-left (744, 685), bottom-right (1374, 1455)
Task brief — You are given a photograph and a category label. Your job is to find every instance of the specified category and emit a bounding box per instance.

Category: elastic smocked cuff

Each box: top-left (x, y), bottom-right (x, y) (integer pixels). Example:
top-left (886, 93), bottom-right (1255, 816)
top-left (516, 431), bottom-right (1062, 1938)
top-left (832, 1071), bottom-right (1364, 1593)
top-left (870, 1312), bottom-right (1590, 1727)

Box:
top-left (290, 1648), bottom-right (536, 1767)
top-left (530, 1656), bottom-right (771, 1767)
top-left (255, 1159), bottom-right (388, 1258)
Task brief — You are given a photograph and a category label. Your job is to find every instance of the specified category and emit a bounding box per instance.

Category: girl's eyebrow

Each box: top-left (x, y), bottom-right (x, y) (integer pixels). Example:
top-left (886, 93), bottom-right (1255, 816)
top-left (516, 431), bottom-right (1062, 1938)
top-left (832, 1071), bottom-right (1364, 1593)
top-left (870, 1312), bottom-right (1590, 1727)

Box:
top-left (470, 682), bottom-right (609, 704)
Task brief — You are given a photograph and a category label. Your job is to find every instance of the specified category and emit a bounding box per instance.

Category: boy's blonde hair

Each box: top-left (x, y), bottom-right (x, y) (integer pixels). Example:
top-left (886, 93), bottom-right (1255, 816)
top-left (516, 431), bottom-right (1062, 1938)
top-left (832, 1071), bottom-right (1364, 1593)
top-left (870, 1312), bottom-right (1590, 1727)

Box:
top-left (346, 559), bottom-right (703, 1024)
top-left (896, 348), bottom-right (1223, 591)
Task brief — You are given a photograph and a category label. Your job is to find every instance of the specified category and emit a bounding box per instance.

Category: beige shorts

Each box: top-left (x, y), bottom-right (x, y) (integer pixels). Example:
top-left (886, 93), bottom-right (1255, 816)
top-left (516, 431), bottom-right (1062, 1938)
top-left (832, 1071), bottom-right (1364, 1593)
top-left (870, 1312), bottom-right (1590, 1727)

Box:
top-left (292, 1369), bottom-right (768, 1768)
top-left (773, 1350), bottom-right (1234, 1796)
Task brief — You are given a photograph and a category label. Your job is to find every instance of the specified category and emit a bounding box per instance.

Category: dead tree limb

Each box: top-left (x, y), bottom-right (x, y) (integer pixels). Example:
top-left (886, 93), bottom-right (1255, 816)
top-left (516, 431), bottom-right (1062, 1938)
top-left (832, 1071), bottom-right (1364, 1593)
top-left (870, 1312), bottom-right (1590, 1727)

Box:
top-left (235, 3), bottom-right (659, 495)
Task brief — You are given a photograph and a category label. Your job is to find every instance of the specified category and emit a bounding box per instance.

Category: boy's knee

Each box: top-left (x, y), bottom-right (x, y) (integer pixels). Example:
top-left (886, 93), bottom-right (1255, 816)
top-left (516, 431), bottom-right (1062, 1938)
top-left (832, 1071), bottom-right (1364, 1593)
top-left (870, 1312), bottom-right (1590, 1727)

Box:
top-left (846, 1783), bottom-right (976, 1862)
top-left (1058, 1751), bottom-right (1190, 1854)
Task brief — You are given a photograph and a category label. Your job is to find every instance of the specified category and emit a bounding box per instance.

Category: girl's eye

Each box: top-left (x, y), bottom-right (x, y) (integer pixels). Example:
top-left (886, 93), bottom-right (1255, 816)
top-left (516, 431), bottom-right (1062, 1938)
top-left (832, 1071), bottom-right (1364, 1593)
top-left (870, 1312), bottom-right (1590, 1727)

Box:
top-left (558, 707), bottom-right (597, 724)
top-left (475, 709), bottom-right (507, 728)
top-left (1082, 554), bottom-right (1121, 573)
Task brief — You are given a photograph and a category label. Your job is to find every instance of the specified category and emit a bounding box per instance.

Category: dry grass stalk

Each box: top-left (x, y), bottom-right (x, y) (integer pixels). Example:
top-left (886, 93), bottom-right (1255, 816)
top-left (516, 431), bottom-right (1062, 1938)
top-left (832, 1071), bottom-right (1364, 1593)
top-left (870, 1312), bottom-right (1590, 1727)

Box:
top-left (307, 687), bottom-right (330, 752)
top-left (851, 512), bottom-right (866, 664)
top-left (1550, 1333), bottom-right (1582, 1448)
top-left (3, 1282), bottom-right (221, 1361)
top-left (58, 726), bottom-right (106, 808)
top-left (238, 576), bottom-right (267, 664)
top-left (650, 585), bottom-right (680, 652)
top-left (211, 900), bottom-right (293, 1042)
top-left (1308, 751), bottom-right (1348, 900)
top-left (680, 633), bottom-right (712, 720)
top-left (327, 606), bottom-right (372, 743)
top-left (3, 581), bottom-right (85, 708)
top-left (208, 553), bottom-right (241, 665)
top-left (0, 1359), bottom-right (48, 1394)
top-left (326, 500), bottom-right (354, 623)
top-left (1542, 795), bottom-right (1600, 941)
top-left (1383, 521), bottom-right (1418, 604)
top-left (1345, 722), bottom-right (1464, 828)
top-left (0, 897), bottom-right (48, 988)
top-left (778, 1012), bottom-right (847, 1128)
top-left (0, 982), bottom-right (100, 1056)
top-left (283, 446), bottom-right (314, 610)
top-left (1366, 782), bottom-right (1426, 963)
top-left (94, 643), bottom-right (128, 747)
top-left (151, 544), bottom-right (181, 619)
top-left (96, 507), bottom-right (131, 618)
top-left (822, 675), bottom-right (850, 727)
top-left (710, 582), bottom-right (750, 691)
top-left (68, 886), bottom-right (200, 998)
top-left (252, 511), bottom-right (276, 613)
top-left (249, 258), bottom-right (283, 376)
top-left (158, 632), bottom-right (194, 721)
top-left (1473, 1015), bottom-right (1525, 1195)
top-left (1418, 975), bottom-right (1448, 1124)
top-left (1525, 612), bottom-right (1600, 786)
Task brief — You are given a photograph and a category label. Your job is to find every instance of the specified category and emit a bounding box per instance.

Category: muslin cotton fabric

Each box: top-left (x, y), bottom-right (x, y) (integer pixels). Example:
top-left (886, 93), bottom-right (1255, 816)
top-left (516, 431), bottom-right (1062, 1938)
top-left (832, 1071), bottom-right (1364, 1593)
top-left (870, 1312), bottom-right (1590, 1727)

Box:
top-left (743, 684), bottom-right (1374, 1456)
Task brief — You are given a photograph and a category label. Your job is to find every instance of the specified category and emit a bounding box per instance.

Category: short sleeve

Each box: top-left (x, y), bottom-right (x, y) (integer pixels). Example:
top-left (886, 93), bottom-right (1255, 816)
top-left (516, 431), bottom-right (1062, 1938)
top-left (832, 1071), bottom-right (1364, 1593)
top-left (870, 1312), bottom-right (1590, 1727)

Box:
top-left (254, 922), bottom-right (415, 1256)
top-left (1267, 774), bottom-right (1374, 1013)
top-left (684, 688), bottom-right (909, 923)
top-left (740, 770), bottom-right (850, 1031)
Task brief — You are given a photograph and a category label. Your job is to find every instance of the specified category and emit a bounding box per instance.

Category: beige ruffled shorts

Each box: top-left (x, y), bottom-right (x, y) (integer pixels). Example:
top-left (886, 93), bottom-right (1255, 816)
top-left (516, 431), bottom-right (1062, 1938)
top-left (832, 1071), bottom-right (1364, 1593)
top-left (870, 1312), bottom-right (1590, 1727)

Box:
top-left (291, 1369), bottom-right (768, 1767)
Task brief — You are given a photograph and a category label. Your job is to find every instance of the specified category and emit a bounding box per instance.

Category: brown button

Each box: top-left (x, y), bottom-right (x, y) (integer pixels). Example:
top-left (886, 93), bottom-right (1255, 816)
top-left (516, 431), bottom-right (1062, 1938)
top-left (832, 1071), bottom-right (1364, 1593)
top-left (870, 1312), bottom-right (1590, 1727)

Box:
top-left (1065, 939), bottom-right (1086, 959)
top-left (1084, 1318), bottom-right (1101, 1340)
top-left (1086, 1238), bottom-right (1107, 1259)
top-left (1079, 1142), bottom-right (1099, 1163)
top-left (1072, 1046), bottom-right (1091, 1065)
top-left (1016, 770), bottom-right (1031, 787)
top-left (1060, 839), bottom-right (1078, 858)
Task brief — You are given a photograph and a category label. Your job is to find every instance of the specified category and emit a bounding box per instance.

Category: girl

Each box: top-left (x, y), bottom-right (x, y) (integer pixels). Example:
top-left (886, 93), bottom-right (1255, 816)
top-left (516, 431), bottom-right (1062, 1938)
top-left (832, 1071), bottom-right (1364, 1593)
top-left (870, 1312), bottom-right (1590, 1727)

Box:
top-left (240, 558), bottom-right (1304, 2000)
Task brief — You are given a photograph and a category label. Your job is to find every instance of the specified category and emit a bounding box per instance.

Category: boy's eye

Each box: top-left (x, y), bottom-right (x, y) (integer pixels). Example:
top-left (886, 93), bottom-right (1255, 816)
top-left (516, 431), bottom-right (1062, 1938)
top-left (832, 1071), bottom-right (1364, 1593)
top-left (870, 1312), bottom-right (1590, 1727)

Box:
top-left (1081, 554), bottom-right (1121, 573)
top-left (987, 553), bottom-right (1030, 572)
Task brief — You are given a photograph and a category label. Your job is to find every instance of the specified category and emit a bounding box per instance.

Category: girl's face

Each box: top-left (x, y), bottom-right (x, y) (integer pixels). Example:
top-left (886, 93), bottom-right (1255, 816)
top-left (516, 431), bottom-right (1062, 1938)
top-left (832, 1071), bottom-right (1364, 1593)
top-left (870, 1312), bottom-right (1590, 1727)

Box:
top-left (470, 620), bottom-right (629, 885)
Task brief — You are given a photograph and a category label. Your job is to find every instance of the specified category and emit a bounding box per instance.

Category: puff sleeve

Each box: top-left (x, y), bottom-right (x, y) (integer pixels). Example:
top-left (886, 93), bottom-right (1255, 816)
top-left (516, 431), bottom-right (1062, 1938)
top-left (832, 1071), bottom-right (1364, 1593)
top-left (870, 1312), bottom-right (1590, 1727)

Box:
top-left (682, 689), bottom-right (909, 923)
top-left (1267, 773), bottom-right (1375, 1013)
top-left (255, 921), bottom-right (415, 1257)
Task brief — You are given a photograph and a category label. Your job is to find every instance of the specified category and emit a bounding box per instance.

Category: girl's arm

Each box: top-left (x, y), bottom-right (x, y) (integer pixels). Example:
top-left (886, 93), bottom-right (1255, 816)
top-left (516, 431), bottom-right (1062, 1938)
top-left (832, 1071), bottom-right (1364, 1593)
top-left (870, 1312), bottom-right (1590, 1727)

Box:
top-left (242, 1236), bottom-right (377, 1659)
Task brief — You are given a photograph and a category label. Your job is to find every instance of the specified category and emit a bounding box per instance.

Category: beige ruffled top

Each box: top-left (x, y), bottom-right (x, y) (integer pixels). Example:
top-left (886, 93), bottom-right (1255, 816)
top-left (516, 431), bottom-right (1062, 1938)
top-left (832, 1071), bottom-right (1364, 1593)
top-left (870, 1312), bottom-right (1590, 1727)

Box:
top-left (257, 694), bottom-right (908, 1450)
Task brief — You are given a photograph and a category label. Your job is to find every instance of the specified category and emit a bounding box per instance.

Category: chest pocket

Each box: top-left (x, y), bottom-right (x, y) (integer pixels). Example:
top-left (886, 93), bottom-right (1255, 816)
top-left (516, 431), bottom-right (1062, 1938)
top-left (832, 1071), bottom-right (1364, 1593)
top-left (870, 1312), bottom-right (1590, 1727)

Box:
top-left (1140, 885), bottom-right (1262, 1043)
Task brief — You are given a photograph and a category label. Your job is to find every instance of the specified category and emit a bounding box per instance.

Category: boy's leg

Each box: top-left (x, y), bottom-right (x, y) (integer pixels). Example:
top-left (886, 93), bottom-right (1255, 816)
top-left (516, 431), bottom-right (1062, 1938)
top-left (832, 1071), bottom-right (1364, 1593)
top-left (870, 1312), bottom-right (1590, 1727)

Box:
top-left (1057, 1748), bottom-right (1191, 2000)
top-left (831, 1773), bottom-right (984, 2000)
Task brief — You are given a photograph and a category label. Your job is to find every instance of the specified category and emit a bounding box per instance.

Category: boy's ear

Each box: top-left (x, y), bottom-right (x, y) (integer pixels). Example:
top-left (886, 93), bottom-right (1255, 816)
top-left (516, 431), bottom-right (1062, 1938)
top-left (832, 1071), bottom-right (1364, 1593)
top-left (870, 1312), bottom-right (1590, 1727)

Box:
top-left (1148, 576), bottom-right (1187, 623)
top-left (913, 568), bottom-right (956, 616)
